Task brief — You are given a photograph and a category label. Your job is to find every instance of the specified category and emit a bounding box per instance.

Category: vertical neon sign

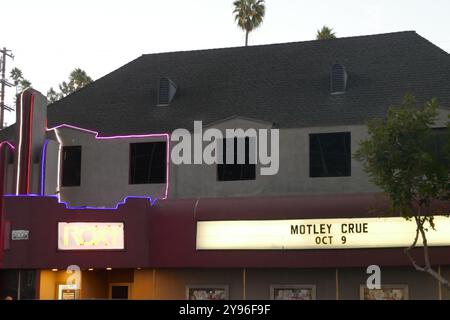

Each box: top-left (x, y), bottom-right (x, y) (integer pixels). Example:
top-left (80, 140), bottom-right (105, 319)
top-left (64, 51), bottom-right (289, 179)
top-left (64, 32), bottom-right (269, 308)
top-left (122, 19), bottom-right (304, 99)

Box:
top-left (15, 92), bottom-right (24, 194)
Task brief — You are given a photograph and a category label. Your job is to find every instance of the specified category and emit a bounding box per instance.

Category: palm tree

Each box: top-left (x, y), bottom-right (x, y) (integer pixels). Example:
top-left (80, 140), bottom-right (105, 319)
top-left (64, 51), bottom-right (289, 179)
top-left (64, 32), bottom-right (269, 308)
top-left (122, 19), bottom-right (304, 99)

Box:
top-left (233, 0), bottom-right (266, 46)
top-left (10, 68), bottom-right (23, 87)
top-left (10, 67), bottom-right (32, 94)
top-left (69, 68), bottom-right (93, 91)
top-left (59, 68), bottom-right (93, 97)
top-left (316, 26), bottom-right (336, 40)
top-left (49, 68), bottom-right (93, 103)
top-left (46, 87), bottom-right (61, 104)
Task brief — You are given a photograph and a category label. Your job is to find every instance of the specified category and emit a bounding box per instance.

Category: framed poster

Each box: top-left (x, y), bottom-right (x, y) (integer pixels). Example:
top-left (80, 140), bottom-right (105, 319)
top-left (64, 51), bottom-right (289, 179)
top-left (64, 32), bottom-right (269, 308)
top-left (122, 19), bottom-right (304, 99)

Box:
top-left (57, 284), bottom-right (79, 300)
top-left (360, 285), bottom-right (408, 300)
top-left (186, 285), bottom-right (229, 300)
top-left (270, 285), bottom-right (316, 300)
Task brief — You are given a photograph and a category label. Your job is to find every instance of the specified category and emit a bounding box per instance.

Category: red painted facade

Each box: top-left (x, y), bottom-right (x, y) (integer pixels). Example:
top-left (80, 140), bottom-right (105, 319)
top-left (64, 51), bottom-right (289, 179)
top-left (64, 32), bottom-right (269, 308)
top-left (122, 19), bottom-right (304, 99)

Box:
top-left (2, 194), bottom-right (450, 270)
top-left (0, 144), bottom-right (13, 265)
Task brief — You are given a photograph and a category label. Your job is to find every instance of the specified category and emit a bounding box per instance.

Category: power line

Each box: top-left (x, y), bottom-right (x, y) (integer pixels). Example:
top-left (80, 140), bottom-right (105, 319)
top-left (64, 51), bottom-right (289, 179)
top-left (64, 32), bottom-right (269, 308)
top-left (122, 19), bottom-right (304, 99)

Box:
top-left (0, 46), bottom-right (14, 129)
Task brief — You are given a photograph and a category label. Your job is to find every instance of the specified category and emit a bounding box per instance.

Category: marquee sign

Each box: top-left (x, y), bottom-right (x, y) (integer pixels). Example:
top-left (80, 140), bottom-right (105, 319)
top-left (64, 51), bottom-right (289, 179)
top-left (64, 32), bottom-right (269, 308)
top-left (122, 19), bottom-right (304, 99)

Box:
top-left (58, 222), bottom-right (124, 250)
top-left (196, 216), bottom-right (450, 250)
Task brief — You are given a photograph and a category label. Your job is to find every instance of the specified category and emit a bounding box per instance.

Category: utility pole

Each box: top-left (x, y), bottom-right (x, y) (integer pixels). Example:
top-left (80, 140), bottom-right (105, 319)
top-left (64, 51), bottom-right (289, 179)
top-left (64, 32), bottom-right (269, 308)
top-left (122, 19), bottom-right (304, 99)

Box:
top-left (0, 47), bottom-right (14, 129)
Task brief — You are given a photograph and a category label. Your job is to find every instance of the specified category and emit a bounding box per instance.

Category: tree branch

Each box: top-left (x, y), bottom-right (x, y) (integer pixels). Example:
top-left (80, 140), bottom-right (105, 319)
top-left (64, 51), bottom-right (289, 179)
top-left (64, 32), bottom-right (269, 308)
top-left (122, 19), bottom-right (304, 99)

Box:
top-left (404, 208), bottom-right (450, 291)
top-left (404, 215), bottom-right (425, 272)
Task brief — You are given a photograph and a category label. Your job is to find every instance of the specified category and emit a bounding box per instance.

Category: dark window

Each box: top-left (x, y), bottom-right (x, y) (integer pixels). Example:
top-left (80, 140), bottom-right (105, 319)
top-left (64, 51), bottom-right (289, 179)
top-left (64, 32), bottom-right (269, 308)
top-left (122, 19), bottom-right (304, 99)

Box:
top-left (217, 137), bottom-right (256, 181)
top-left (0, 270), bottom-right (37, 300)
top-left (111, 285), bottom-right (129, 299)
top-left (129, 142), bottom-right (166, 184)
top-left (309, 132), bottom-right (351, 177)
top-left (61, 146), bottom-right (82, 187)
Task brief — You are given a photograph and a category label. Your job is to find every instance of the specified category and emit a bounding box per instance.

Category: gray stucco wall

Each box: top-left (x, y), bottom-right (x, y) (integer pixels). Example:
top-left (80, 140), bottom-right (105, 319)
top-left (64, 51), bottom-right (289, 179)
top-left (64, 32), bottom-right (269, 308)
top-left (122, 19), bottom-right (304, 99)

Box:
top-left (41, 109), bottom-right (450, 208)
top-left (46, 119), bottom-right (377, 207)
top-left (44, 140), bottom-right (58, 196)
top-left (29, 93), bottom-right (47, 195)
top-left (48, 120), bottom-right (379, 207)
top-left (171, 118), bottom-right (379, 199)
top-left (47, 127), bottom-right (167, 207)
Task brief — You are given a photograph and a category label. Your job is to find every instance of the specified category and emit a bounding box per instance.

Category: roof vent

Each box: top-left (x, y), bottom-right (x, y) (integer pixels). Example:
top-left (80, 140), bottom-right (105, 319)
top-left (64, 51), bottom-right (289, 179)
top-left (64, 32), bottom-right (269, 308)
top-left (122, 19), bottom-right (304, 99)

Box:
top-left (330, 64), bottom-right (348, 94)
top-left (157, 77), bottom-right (177, 106)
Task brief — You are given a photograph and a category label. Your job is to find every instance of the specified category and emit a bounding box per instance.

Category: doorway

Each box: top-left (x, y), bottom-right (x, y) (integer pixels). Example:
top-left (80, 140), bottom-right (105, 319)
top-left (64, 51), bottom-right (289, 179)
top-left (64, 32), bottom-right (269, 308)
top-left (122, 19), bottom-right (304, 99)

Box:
top-left (109, 283), bottom-right (131, 299)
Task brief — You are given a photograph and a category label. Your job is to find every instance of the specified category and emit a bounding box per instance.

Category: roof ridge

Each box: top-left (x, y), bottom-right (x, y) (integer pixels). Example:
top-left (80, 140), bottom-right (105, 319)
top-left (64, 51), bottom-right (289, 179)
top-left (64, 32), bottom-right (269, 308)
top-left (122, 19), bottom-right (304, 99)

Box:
top-left (140, 31), bottom-right (418, 57)
top-left (412, 32), bottom-right (450, 56)
top-left (47, 54), bottom-right (146, 109)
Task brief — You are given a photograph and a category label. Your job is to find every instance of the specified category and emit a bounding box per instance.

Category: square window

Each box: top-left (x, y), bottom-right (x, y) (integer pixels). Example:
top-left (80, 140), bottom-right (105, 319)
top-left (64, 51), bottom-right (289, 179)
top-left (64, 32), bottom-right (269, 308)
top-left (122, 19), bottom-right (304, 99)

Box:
top-left (217, 137), bottom-right (256, 181)
top-left (129, 142), bottom-right (166, 184)
top-left (309, 132), bottom-right (351, 177)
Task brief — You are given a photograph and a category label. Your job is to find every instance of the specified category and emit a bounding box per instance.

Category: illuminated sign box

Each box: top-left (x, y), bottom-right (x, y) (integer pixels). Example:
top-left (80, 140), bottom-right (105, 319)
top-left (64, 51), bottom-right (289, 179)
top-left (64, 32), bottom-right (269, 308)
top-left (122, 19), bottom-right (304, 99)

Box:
top-left (196, 216), bottom-right (450, 250)
top-left (58, 222), bottom-right (124, 250)
top-left (11, 230), bottom-right (29, 240)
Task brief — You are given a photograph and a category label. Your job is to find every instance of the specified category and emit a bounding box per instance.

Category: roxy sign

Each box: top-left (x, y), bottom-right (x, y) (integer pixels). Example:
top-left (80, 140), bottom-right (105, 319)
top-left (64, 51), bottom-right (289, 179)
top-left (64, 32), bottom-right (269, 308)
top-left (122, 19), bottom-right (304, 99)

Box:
top-left (58, 222), bottom-right (124, 250)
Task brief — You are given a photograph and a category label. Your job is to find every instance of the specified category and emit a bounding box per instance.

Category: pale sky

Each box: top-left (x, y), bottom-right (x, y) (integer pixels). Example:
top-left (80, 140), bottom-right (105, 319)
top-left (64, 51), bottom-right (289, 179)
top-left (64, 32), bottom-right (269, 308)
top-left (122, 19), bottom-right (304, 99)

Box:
top-left (2, 0), bottom-right (450, 126)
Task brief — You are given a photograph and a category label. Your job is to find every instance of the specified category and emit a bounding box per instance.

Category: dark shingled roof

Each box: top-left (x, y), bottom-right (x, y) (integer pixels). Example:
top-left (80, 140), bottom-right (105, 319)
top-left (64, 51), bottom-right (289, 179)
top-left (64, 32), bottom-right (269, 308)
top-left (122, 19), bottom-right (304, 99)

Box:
top-left (2, 31), bottom-right (450, 138)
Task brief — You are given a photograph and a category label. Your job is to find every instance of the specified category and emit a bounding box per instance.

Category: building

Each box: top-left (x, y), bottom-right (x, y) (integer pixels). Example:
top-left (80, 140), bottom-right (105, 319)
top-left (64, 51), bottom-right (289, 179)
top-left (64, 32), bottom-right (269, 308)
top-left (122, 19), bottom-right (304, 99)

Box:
top-left (0, 31), bottom-right (449, 300)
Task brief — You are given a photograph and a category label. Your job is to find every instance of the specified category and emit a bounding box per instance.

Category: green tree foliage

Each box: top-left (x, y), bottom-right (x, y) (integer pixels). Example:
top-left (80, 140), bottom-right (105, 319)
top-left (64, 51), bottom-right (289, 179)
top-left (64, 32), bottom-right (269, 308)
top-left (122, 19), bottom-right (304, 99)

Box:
top-left (47, 68), bottom-right (93, 104)
top-left (354, 93), bottom-right (450, 289)
top-left (46, 87), bottom-right (60, 104)
top-left (316, 26), bottom-right (336, 40)
top-left (233, 0), bottom-right (266, 46)
top-left (10, 67), bottom-right (32, 92)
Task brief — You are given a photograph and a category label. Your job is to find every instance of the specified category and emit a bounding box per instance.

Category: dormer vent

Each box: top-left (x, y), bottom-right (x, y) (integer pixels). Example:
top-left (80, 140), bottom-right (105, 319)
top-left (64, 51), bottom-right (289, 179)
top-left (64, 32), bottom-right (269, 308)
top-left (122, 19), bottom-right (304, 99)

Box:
top-left (157, 77), bottom-right (177, 106)
top-left (330, 64), bottom-right (348, 94)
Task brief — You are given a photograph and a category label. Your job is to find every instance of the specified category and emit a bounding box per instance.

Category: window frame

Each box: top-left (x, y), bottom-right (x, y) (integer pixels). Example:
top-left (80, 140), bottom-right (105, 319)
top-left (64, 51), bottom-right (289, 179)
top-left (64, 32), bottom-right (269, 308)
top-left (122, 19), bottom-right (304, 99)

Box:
top-left (360, 284), bottom-right (408, 300)
top-left (61, 145), bottom-right (82, 187)
top-left (309, 132), bottom-right (351, 178)
top-left (217, 137), bottom-right (256, 182)
top-left (129, 141), bottom-right (167, 185)
top-left (270, 284), bottom-right (317, 300)
top-left (186, 285), bottom-right (229, 300)
top-left (109, 283), bottom-right (132, 300)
